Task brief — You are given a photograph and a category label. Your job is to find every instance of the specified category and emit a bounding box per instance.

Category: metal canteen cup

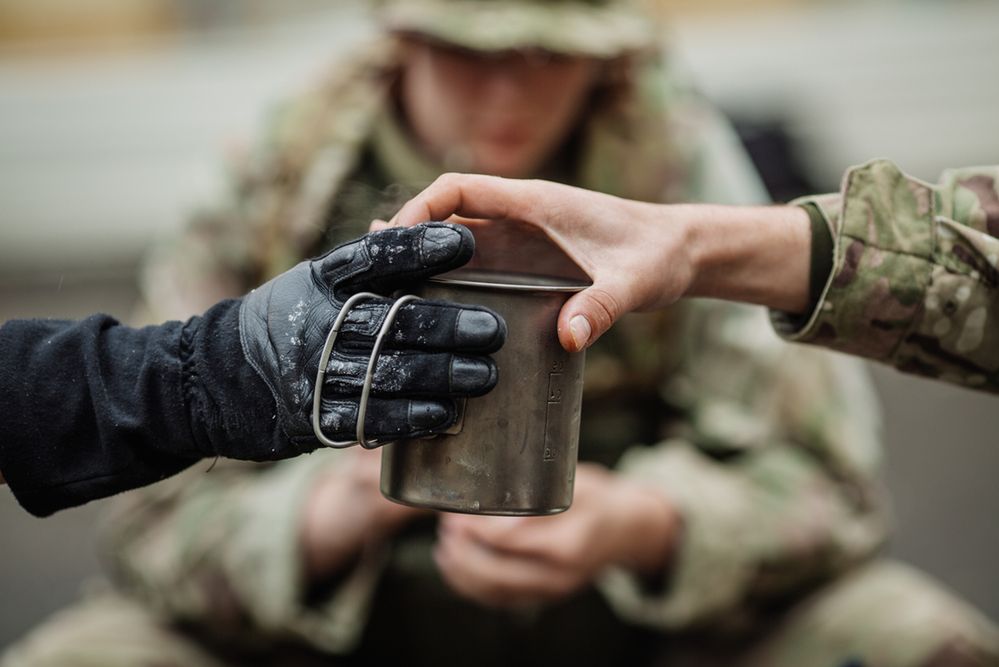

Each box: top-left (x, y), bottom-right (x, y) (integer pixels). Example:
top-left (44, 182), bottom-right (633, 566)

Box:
top-left (380, 269), bottom-right (587, 515)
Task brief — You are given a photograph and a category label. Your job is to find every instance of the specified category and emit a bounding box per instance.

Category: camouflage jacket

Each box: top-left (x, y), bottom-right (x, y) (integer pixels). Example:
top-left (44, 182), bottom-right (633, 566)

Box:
top-left (774, 160), bottom-right (999, 393)
top-left (104, 41), bottom-right (889, 657)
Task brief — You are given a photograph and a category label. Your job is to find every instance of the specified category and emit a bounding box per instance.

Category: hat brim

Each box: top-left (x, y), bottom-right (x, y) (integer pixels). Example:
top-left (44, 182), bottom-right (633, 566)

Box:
top-left (381, 1), bottom-right (656, 58)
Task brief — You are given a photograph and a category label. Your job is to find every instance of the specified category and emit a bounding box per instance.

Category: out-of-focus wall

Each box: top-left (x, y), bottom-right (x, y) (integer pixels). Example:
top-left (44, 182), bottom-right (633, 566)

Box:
top-left (0, 0), bottom-right (172, 43)
top-left (1, 0), bottom-right (997, 652)
top-left (668, 1), bottom-right (999, 189)
top-left (0, 0), bottom-right (336, 44)
top-left (0, 1), bottom-right (376, 280)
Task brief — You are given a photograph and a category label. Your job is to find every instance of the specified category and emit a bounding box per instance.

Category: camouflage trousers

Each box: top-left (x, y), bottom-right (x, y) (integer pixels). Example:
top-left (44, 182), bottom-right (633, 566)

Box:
top-left (3, 560), bottom-right (997, 667)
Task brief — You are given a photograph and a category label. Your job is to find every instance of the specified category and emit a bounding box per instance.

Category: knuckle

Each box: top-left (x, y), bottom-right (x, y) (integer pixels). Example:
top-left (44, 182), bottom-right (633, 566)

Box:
top-left (435, 172), bottom-right (463, 189)
top-left (584, 287), bottom-right (621, 331)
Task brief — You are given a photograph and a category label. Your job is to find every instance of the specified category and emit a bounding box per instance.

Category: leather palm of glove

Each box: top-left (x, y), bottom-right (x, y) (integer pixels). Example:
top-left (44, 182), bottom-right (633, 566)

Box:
top-left (238, 222), bottom-right (505, 456)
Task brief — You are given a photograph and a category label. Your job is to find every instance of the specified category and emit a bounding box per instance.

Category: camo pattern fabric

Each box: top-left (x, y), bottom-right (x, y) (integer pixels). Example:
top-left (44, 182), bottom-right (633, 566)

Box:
top-left (774, 160), bottom-right (999, 393)
top-left (376, 0), bottom-right (656, 58)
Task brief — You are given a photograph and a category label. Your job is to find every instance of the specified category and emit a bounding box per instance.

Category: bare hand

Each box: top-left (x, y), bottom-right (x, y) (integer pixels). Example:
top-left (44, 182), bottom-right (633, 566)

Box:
top-left (380, 174), bottom-right (811, 352)
top-left (432, 463), bottom-right (680, 609)
top-left (377, 176), bottom-right (693, 353)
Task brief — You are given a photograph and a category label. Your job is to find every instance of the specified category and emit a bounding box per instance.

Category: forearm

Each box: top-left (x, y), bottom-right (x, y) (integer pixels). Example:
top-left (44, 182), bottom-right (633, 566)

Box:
top-left (0, 300), bottom-right (278, 516)
top-left (0, 315), bottom-right (200, 516)
top-left (682, 204), bottom-right (813, 314)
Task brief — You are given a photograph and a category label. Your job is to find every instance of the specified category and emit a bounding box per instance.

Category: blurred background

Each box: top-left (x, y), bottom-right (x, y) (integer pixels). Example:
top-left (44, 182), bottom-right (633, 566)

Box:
top-left (1, 0), bottom-right (997, 649)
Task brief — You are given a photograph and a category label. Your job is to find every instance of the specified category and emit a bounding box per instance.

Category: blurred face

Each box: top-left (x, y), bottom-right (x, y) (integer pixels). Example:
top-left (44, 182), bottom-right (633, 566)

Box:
top-left (399, 37), bottom-right (602, 178)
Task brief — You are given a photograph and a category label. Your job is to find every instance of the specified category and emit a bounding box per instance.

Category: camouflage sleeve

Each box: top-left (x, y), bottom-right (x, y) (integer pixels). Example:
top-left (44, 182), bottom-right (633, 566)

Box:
top-left (99, 453), bottom-right (385, 653)
top-left (597, 301), bottom-right (889, 629)
top-left (772, 160), bottom-right (999, 392)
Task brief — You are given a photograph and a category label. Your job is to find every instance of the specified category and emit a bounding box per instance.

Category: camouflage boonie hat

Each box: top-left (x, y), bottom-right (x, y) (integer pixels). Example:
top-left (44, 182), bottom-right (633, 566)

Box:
top-left (377, 0), bottom-right (656, 58)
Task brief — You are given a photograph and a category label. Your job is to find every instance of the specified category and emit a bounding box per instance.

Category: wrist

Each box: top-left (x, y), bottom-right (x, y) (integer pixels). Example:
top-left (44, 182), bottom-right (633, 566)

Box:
top-left (684, 204), bottom-right (812, 313)
top-left (187, 298), bottom-right (292, 461)
top-left (631, 201), bottom-right (702, 307)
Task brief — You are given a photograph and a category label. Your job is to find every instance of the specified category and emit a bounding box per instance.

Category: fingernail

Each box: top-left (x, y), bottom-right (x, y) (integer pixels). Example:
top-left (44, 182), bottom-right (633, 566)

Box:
top-left (421, 226), bottom-right (462, 264)
top-left (455, 309), bottom-right (504, 349)
top-left (569, 315), bottom-right (591, 350)
top-left (450, 357), bottom-right (496, 394)
top-left (409, 400), bottom-right (452, 429)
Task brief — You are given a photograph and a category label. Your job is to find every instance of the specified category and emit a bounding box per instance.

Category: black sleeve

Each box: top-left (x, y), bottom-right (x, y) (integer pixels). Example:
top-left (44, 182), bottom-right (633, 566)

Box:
top-left (0, 299), bottom-right (278, 517)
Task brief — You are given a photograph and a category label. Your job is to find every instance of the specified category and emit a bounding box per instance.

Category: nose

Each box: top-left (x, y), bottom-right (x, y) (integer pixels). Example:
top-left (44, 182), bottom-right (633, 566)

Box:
top-left (479, 65), bottom-right (528, 103)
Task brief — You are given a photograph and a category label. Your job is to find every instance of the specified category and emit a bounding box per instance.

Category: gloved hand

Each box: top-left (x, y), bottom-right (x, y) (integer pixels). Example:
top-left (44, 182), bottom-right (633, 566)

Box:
top-left (239, 222), bottom-right (504, 455)
top-left (0, 223), bottom-right (503, 516)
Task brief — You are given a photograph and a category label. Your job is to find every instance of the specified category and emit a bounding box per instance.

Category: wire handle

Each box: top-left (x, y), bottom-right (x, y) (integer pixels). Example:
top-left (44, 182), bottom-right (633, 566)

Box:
top-left (311, 293), bottom-right (423, 449)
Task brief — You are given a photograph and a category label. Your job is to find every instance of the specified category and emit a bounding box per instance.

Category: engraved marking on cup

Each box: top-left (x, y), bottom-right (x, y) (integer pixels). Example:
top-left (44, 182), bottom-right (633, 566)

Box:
top-left (544, 360), bottom-right (566, 461)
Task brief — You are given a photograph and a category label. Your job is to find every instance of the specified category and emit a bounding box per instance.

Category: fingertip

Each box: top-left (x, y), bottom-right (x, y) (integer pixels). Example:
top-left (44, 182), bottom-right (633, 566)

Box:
top-left (559, 287), bottom-right (622, 352)
top-left (454, 307), bottom-right (506, 353)
top-left (557, 311), bottom-right (591, 353)
top-left (556, 323), bottom-right (578, 353)
top-left (568, 315), bottom-right (591, 352)
top-left (419, 223), bottom-right (472, 270)
top-left (409, 399), bottom-right (454, 431)
top-left (437, 219), bottom-right (473, 239)
top-left (439, 221), bottom-right (476, 267)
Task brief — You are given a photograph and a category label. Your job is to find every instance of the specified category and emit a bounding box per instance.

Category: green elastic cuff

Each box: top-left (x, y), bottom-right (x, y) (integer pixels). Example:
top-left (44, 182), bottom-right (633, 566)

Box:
top-left (776, 203), bottom-right (834, 332)
top-left (803, 202), bottom-right (835, 312)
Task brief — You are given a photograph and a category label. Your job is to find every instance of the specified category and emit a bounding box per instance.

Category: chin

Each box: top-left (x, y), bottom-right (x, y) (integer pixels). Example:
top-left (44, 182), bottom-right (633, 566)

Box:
top-left (468, 139), bottom-right (547, 179)
top-left (474, 153), bottom-right (542, 179)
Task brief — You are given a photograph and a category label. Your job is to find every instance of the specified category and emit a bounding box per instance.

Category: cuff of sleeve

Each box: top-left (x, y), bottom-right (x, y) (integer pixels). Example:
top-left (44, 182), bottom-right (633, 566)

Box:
top-left (223, 450), bottom-right (384, 654)
top-left (768, 202), bottom-right (835, 333)
top-left (596, 441), bottom-right (765, 630)
top-left (183, 299), bottom-right (292, 462)
top-left (288, 544), bottom-right (389, 654)
top-left (770, 160), bottom-right (935, 362)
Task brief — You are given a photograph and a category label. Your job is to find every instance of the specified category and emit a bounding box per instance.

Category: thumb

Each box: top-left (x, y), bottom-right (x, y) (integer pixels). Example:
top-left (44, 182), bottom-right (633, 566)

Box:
top-left (556, 284), bottom-right (627, 353)
top-left (318, 222), bottom-right (474, 297)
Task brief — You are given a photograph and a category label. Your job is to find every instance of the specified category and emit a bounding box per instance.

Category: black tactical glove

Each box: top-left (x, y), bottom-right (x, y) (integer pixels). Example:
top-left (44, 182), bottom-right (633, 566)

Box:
top-left (0, 223), bottom-right (502, 516)
top-left (239, 222), bottom-right (505, 454)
